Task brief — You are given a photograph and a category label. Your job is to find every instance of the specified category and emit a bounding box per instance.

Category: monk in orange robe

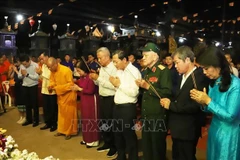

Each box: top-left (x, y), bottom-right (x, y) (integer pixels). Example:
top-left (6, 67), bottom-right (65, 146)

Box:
top-left (47, 57), bottom-right (78, 140)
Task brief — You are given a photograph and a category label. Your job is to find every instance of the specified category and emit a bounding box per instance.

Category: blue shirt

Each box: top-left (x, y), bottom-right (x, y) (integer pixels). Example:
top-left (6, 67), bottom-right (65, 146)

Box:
top-left (18, 61), bottom-right (39, 87)
top-left (61, 61), bottom-right (74, 71)
top-left (88, 61), bottom-right (100, 71)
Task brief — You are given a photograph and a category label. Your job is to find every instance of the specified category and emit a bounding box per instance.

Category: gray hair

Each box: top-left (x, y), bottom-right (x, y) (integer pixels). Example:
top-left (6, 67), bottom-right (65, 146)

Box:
top-left (96, 47), bottom-right (110, 57)
top-left (172, 46), bottom-right (195, 62)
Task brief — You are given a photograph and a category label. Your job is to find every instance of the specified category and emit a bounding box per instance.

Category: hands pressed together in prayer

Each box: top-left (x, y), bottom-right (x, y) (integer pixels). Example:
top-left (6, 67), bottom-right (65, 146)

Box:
top-left (21, 69), bottom-right (27, 76)
top-left (12, 66), bottom-right (18, 73)
top-left (35, 67), bottom-right (42, 75)
top-left (109, 76), bottom-right (120, 87)
top-left (160, 98), bottom-right (171, 110)
top-left (48, 86), bottom-right (54, 93)
top-left (70, 84), bottom-right (83, 92)
top-left (190, 88), bottom-right (211, 105)
top-left (135, 79), bottom-right (150, 90)
top-left (89, 73), bottom-right (99, 81)
top-left (159, 88), bottom-right (211, 110)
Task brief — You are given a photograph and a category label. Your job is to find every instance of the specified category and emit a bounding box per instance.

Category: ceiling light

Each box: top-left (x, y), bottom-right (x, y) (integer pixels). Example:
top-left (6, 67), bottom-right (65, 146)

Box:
top-left (16, 14), bottom-right (23, 22)
top-left (108, 25), bottom-right (114, 33)
top-left (179, 37), bottom-right (186, 43)
top-left (215, 42), bottom-right (220, 47)
top-left (156, 31), bottom-right (161, 37)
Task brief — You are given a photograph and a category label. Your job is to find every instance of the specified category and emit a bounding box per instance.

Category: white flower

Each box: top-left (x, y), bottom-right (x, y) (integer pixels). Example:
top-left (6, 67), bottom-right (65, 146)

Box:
top-left (22, 149), bottom-right (28, 155)
top-left (1, 134), bottom-right (58, 160)
top-left (42, 156), bottom-right (59, 160)
top-left (0, 150), bottom-right (8, 159)
top-left (10, 148), bottom-right (21, 158)
top-left (8, 144), bottom-right (13, 149)
top-left (4, 148), bottom-right (8, 153)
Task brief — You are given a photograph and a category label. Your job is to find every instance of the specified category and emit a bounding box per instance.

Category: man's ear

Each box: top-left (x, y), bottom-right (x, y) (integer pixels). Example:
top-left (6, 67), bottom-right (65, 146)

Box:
top-left (185, 57), bottom-right (191, 63)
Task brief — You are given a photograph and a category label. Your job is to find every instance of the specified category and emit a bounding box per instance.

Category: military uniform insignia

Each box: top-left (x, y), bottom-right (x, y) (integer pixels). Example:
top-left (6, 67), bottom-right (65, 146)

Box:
top-left (149, 76), bottom-right (158, 83)
top-left (152, 66), bottom-right (156, 72)
top-left (158, 65), bottom-right (165, 70)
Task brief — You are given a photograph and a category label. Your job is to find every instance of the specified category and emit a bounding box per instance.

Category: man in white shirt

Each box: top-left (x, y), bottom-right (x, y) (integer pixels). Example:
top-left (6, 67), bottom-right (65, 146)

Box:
top-left (36, 53), bottom-right (58, 132)
top-left (109, 50), bottom-right (141, 160)
top-left (18, 54), bottom-right (39, 127)
top-left (89, 47), bottom-right (117, 158)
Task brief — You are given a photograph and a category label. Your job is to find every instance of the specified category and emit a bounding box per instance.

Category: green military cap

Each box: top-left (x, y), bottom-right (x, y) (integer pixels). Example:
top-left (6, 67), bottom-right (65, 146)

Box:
top-left (139, 42), bottom-right (160, 54)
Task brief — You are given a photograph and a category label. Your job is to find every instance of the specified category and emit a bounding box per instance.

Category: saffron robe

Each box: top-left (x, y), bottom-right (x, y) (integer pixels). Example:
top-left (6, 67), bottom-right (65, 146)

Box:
top-left (49, 64), bottom-right (78, 136)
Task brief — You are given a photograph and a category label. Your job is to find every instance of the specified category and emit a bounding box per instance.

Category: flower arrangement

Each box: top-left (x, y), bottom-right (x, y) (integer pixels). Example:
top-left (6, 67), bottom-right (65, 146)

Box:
top-left (0, 128), bottom-right (59, 160)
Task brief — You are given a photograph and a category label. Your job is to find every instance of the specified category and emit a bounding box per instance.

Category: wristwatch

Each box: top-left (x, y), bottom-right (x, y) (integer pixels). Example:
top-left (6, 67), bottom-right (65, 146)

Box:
top-left (26, 73), bottom-right (29, 77)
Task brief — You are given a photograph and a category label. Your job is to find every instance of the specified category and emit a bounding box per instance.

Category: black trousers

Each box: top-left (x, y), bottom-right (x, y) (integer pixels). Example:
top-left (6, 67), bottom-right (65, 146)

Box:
top-left (172, 138), bottom-right (199, 160)
top-left (142, 118), bottom-right (167, 160)
top-left (42, 94), bottom-right (58, 127)
top-left (0, 95), bottom-right (6, 112)
top-left (99, 96), bottom-right (115, 149)
top-left (22, 85), bottom-right (39, 123)
top-left (113, 103), bottom-right (138, 160)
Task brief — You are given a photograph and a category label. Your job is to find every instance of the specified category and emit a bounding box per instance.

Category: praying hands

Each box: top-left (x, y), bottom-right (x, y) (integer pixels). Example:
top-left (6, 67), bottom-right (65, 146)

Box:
top-left (190, 88), bottom-right (211, 105)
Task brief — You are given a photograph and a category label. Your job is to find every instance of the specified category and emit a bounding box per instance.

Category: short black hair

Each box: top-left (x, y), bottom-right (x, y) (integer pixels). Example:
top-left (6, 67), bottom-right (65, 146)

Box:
top-left (164, 53), bottom-right (172, 59)
top-left (13, 56), bottom-right (19, 63)
top-left (43, 52), bottom-right (49, 57)
top-left (19, 54), bottom-right (30, 62)
top-left (112, 49), bottom-right (128, 61)
top-left (76, 60), bottom-right (90, 73)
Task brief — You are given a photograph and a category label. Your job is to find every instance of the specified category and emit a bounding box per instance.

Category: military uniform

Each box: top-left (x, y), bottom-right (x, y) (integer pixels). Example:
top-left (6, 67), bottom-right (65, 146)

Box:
top-left (141, 61), bottom-right (172, 160)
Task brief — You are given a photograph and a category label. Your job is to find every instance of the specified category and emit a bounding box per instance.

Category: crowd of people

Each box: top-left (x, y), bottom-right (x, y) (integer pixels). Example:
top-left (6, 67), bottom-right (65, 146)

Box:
top-left (0, 41), bottom-right (240, 160)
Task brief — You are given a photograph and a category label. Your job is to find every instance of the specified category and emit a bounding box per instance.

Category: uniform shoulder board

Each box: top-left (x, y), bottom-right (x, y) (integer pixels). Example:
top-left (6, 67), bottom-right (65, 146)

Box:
top-left (158, 65), bottom-right (165, 70)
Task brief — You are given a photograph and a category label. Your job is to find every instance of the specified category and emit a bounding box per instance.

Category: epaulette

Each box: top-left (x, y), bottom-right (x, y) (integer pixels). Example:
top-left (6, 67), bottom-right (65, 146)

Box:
top-left (158, 64), bottom-right (165, 70)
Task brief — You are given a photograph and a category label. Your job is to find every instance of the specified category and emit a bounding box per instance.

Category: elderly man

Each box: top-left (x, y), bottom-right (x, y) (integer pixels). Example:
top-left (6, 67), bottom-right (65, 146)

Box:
top-left (36, 53), bottom-right (58, 132)
top-left (89, 47), bottom-right (117, 158)
top-left (47, 57), bottom-right (78, 140)
top-left (136, 42), bottom-right (172, 160)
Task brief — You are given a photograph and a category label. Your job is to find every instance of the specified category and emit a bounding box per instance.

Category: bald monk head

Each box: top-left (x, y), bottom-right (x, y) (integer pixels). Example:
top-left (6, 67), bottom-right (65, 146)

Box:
top-left (47, 57), bottom-right (58, 72)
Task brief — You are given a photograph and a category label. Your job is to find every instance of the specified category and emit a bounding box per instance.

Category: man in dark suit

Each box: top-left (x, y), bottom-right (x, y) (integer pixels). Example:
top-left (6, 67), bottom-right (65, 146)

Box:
top-left (160, 46), bottom-right (209, 160)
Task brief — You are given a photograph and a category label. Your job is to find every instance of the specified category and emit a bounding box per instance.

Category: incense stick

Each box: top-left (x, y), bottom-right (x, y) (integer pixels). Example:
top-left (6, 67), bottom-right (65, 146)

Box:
top-left (191, 72), bottom-right (205, 110)
top-left (81, 56), bottom-right (91, 72)
top-left (191, 72), bottom-right (197, 89)
top-left (145, 78), bottom-right (161, 99)
top-left (95, 61), bottom-right (111, 76)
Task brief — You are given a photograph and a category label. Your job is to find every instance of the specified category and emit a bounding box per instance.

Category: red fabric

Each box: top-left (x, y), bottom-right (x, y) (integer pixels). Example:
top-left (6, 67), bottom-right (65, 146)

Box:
top-left (0, 64), bottom-right (8, 93)
top-left (3, 60), bottom-right (10, 70)
top-left (77, 74), bottom-right (99, 143)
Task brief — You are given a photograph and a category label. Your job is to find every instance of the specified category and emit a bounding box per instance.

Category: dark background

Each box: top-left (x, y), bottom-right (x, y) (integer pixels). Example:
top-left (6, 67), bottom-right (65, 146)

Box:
top-left (0, 0), bottom-right (239, 55)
